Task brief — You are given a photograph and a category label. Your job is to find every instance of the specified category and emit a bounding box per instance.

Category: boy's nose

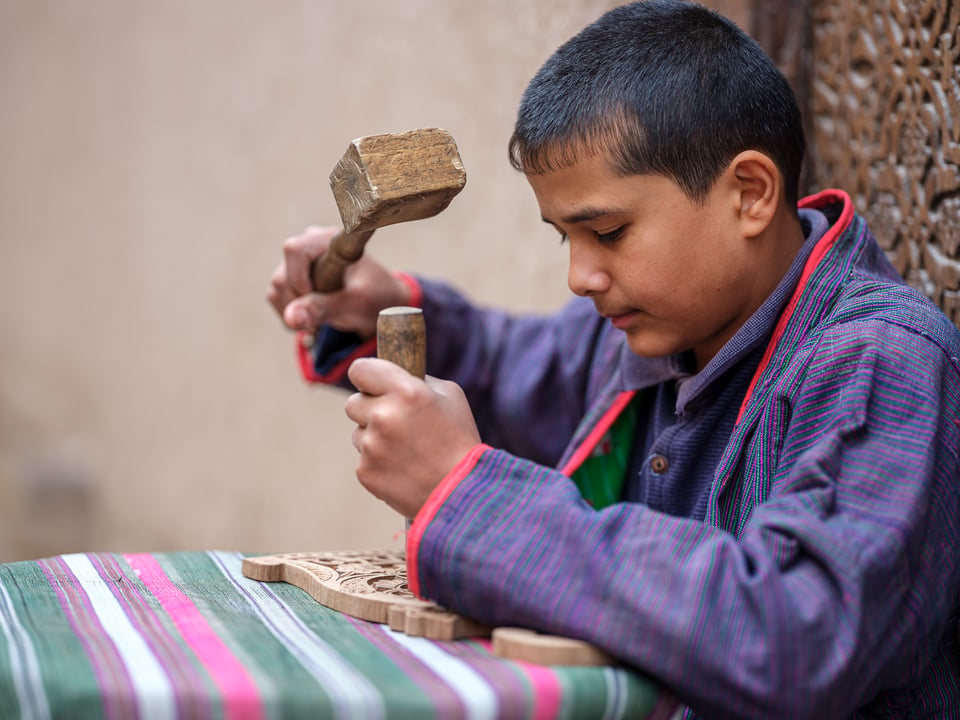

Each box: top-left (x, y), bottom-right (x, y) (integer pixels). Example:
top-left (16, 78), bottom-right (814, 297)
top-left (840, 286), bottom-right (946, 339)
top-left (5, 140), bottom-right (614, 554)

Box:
top-left (567, 242), bottom-right (610, 297)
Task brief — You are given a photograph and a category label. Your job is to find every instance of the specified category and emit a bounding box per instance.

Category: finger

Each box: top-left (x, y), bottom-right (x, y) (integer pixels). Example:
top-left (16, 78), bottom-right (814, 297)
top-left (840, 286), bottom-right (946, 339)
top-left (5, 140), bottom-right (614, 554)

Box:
top-left (344, 391), bottom-right (373, 427)
top-left (267, 265), bottom-right (297, 316)
top-left (282, 295), bottom-right (327, 333)
top-left (283, 227), bottom-right (335, 296)
top-left (347, 357), bottom-right (419, 397)
top-left (282, 235), bottom-right (315, 297)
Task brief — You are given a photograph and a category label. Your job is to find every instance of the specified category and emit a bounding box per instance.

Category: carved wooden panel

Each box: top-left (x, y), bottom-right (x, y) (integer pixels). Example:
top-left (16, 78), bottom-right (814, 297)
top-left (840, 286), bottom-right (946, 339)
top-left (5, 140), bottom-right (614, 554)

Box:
top-left (242, 550), bottom-right (614, 666)
top-left (242, 550), bottom-right (488, 639)
top-left (808, 0), bottom-right (960, 325)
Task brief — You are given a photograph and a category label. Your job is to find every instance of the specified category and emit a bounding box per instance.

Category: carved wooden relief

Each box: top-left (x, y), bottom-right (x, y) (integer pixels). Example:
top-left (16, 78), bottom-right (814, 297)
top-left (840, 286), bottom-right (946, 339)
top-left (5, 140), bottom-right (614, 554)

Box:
top-left (242, 550), bottom-right (488, 639)
top-left (242, 550), bottom-right (613, 666)
top-left (808, 0), bottom-right (960, 325)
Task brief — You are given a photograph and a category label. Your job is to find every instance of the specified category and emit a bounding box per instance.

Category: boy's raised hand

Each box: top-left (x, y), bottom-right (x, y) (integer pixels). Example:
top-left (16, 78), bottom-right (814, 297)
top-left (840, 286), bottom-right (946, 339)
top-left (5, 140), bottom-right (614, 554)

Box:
top-left (267, 225), bottom-right (411, 339)
top-left (345, 358), bottom-right (482, 518)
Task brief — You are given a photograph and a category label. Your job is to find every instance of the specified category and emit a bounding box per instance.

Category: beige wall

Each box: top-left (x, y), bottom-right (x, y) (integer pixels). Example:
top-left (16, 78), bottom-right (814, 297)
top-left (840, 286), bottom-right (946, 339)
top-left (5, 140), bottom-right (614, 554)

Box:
top-left (0, 0), bottom-right (748, 561)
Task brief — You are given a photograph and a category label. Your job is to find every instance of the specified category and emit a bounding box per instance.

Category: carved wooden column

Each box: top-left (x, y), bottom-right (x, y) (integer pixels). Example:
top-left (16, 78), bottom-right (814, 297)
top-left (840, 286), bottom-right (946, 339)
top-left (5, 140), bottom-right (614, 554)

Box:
top-left (806, 0), bottom-right (960, 326)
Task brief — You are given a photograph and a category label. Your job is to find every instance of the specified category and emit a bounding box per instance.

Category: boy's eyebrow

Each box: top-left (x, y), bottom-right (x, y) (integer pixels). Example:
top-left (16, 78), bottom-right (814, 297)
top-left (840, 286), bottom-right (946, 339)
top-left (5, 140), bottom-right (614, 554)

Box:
top-left (541, 206), bottom-right (627, 225)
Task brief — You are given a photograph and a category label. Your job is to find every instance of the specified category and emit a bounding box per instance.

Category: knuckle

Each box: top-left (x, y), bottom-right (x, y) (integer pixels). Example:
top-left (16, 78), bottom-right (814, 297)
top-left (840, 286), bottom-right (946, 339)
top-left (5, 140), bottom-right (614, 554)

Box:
top-left (395, 383), bottom-right (422, 404)
top-left (366, 405), bottom-right (388, 431)
top-left (282, 235), bottom-right (304, 253)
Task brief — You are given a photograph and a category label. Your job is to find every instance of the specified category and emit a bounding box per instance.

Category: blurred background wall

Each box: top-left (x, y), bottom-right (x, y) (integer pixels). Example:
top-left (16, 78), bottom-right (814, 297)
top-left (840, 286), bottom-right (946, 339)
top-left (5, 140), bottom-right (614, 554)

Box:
top-left (0, 0), bottom-right (747, 561)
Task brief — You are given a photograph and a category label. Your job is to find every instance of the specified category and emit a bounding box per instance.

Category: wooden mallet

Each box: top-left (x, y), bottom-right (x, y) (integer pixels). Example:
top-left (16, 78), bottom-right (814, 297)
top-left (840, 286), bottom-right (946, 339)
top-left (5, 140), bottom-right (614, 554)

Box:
top-left (311, 127), bottom-right (466, 293)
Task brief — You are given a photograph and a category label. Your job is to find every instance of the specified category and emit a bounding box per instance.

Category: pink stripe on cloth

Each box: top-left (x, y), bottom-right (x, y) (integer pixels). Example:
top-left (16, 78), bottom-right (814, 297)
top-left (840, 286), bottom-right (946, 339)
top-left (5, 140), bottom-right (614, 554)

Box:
top-left (475, 638), bottom-right (563, 720)
top-left (123, 553), bottom-right (264, 720)
top-left (39, 556), bottom-right (138, 720)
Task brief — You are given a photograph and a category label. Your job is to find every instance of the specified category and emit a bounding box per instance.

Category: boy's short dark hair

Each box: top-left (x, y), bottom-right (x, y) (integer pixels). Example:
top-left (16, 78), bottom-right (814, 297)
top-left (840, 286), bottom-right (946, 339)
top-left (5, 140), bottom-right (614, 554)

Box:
top-left (509, 0), bottom-right (806, 207)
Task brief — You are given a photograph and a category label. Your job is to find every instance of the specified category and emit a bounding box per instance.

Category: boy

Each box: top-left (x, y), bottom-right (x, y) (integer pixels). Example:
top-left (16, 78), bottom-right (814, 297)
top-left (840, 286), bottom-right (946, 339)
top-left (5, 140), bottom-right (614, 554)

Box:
top-left (267, 1), bottom-right (960, 717)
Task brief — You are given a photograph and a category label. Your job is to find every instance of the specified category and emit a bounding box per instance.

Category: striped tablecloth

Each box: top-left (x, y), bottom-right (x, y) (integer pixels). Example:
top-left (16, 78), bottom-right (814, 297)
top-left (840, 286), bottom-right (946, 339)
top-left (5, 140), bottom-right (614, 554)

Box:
top-left (0, 550), bottom-right (678, 719)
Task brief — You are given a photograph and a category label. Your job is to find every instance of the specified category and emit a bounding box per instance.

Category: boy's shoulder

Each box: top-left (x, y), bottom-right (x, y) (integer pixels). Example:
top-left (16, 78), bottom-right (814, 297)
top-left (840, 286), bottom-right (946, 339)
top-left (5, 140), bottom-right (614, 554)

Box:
top-left (832, 216), bottom-right (960, 362)
top-left (796, 191), bottom-right (960, 362)
top-left (832, 271), bottom-right (960, 351)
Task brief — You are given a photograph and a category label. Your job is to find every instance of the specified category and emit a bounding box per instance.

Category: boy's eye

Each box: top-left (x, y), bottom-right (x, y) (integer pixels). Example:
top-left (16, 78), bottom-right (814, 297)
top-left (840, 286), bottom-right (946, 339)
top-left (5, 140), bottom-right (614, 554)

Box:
top-left (597, 227), bottom-right (624, 245)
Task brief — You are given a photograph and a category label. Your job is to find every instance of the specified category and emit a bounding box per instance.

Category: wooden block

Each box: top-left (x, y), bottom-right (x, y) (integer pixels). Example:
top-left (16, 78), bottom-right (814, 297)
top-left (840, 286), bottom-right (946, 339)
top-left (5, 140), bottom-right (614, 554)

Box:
top-left (492, 627), bottom-right (616, 667)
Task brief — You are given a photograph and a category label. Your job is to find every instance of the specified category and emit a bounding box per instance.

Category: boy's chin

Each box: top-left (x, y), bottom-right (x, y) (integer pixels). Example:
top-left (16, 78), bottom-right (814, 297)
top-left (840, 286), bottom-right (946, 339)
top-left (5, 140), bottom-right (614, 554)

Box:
top-left (624, 333), bottom-right (684, 360)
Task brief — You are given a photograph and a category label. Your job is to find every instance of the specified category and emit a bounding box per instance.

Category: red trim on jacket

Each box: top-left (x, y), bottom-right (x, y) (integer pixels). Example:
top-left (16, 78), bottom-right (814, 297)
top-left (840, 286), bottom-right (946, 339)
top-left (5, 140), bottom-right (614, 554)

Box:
top-left (735, 189), bottom-right (855, 423)
top-left (406, 443), bottom-right (492, 598)
top-left (295, 332), bottom-right (376, 384)
top-left (559, 390), bottom-right (637, 477)
top-left (396, 271), bottom-right (424, 308)
top-left (295, 272), bottom-right (424, 384)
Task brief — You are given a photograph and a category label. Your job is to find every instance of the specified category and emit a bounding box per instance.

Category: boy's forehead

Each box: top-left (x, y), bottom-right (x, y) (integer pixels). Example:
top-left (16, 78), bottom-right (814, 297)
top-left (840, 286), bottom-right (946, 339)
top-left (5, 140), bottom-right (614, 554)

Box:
top-left (525, 155), bottom-right (676, 223)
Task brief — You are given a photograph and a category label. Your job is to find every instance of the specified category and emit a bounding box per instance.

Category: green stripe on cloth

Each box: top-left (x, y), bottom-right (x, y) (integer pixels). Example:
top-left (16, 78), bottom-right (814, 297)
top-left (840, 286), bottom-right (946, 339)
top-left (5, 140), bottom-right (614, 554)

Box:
top-left (271, 586), bottom-right (440, 720)
top-left (0, 560), bottom-right (47, 720)
top-left (1, 557), bottom-right (106, 720)
top-left (0, 551), bottom-right (671, 719)
top-left (551, 664), bottom-right (661, 719)
top-left (158, 550), bottom-right (343, 719)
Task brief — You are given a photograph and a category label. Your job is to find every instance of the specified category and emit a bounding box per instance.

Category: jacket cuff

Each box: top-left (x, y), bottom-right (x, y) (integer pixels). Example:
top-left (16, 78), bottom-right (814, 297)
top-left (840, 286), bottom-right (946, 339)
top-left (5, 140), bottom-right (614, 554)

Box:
top-left (294, 271), bottom-right (425, 384)
top-left (295, 331), bottom-right (376, 384)
top-left (394, 271), bottom-right (424, 308)
top-left (406, 443), bottom-right (492, 598)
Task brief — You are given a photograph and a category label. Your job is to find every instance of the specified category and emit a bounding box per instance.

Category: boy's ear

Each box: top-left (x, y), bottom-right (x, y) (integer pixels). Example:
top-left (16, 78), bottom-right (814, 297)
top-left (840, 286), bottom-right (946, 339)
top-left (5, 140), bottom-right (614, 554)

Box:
top-left (729, 150), bottom-right (780, 238)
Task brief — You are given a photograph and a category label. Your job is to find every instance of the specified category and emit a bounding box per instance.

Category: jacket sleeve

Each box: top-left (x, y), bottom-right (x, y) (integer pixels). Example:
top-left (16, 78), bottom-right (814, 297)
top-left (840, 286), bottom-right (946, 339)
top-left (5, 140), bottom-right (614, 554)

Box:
top-left (407, 318), bottom-right (960, 720)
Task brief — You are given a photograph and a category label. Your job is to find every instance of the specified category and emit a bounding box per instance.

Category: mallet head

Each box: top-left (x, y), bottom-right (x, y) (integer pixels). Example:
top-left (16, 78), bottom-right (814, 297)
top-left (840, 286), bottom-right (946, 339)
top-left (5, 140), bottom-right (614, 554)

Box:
top-left (330, 127), bottom-right (467, 234)
top-left (311, 127), bottom-right (466, 293)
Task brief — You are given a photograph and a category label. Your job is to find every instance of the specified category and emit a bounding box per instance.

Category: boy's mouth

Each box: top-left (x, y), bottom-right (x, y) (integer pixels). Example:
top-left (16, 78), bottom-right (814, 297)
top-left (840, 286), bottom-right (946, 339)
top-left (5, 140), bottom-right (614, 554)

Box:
top-left (601, 309), bottom-right (639, 329)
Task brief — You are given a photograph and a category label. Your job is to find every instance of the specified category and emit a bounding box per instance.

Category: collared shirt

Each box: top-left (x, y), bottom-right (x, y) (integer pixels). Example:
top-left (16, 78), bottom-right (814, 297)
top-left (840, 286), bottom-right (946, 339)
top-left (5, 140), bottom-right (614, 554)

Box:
top-left (623, 209), bottom-right (829, 519)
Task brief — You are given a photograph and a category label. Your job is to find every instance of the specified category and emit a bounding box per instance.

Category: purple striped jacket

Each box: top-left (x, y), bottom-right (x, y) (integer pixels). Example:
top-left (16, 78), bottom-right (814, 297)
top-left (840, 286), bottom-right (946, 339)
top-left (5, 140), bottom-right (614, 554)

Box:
top-left (395, 190), bottom-right (960, 719)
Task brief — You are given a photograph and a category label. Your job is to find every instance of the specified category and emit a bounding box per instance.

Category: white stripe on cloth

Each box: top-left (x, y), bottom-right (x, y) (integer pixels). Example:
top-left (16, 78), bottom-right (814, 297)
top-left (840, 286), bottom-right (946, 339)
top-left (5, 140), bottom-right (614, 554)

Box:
top-left (0, 574), bottom-right (51, 720)
top-left (208, 550), bottom-right (386, 720)
top-left (61, 553), bottom-right (176, 720)
top-left (602, 666), bottom-right (629, 720)
top-left (377, 625), bottom-right (499, 720)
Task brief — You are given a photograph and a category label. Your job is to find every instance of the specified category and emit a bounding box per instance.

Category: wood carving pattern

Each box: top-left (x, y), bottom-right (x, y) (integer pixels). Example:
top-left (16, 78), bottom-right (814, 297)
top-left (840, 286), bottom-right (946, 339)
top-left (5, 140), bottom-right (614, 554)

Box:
top-left (241, 550), bottom-right (484, 639)
top-left (808, 0), bottom-right (960, 325)
top-left (242, 550), bottom-right (612, 665)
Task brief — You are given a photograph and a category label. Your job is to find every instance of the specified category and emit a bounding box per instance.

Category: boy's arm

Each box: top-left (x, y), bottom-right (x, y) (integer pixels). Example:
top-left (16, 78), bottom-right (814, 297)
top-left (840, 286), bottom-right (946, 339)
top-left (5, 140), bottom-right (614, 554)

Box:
top-left (416, 278), bottom-right (603, 466)
top-left (271, 227), bottom-right (605, 465)
top-left (306, 274), bottom-right (604, 466)
top-left (408, 320), bottom-right (960, 719)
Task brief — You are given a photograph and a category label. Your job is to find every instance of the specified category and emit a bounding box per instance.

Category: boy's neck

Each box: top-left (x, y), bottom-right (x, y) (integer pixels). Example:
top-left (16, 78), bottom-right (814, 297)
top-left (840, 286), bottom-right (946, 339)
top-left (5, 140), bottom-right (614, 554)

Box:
top-left (765, 207), bottom-right (807, 291)
top-left (692, 205), bottom-right (806, 373)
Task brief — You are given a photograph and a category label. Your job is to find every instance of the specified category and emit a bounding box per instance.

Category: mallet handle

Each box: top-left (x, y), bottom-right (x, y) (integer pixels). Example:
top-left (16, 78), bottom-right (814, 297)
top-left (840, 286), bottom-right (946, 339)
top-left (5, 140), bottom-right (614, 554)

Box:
top-left (376, 306), bottom-right (426, 379)
top-left (310, 228), bottom-right (376, 293)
